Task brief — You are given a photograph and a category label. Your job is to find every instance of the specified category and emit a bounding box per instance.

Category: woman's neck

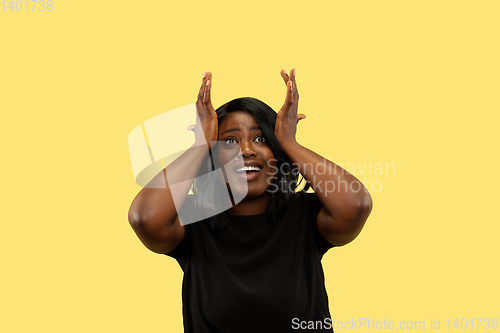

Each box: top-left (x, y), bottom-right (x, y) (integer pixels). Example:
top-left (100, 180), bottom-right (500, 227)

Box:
top-left (228, 191), bottom-right (271, 216)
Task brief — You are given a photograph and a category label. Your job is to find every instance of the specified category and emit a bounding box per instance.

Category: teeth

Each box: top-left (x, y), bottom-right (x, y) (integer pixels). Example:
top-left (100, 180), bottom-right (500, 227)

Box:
top-left (236, 166), bottom-right (261, 173)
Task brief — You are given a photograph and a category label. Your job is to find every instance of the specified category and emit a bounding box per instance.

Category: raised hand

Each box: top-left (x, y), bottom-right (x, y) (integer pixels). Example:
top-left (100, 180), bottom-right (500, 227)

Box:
top-left (191, 72), bottom-right (218, 149)
top-left (274, 69), bottom-right (306, 146)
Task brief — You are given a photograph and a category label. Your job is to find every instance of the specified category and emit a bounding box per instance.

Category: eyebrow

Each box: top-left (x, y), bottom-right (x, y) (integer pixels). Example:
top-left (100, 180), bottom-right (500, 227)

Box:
top-left (221, 126), bottom-right (261, 136)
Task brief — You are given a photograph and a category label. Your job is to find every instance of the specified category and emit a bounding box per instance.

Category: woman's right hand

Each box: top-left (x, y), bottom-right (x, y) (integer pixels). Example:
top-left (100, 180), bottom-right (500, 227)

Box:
top-left (129, 72), bottom-right (218, 254)
top-left (192, 72), bottom-right (218, 149)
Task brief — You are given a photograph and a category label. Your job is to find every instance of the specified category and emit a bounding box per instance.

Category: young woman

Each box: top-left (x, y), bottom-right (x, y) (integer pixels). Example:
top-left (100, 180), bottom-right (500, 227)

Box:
top-left (128, 70), bottom-right (373, 332)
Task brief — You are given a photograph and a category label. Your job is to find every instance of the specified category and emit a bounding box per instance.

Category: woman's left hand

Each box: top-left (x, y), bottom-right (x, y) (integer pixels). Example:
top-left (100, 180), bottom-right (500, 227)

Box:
top-left (274, 69), bottom-right (306, 146)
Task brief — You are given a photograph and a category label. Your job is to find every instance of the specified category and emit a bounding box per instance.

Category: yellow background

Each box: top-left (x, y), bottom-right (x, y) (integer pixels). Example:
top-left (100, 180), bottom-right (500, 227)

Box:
top-left (1, 0), bottom-right (499, 332)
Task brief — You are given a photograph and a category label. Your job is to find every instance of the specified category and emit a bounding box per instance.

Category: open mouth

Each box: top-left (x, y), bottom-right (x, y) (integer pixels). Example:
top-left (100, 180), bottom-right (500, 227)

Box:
top-left (234, 164), bottom-right (263, 181)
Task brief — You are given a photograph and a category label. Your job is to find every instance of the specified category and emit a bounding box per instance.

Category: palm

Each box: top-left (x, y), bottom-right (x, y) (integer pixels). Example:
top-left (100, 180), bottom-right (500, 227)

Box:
top-left (194, 72), bottom-right (218, 148)
top-left (275, 69), bottom-right (305, 145)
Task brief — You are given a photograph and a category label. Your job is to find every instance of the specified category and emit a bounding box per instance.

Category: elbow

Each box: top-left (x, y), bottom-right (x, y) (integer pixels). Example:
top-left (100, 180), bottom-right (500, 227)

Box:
top-left (128, 198), bottom-right (165, 230)
top-left (340, 179), bottom-right (373, 221)
top-left (343, 190), bottom-right (372, 222)
top-left (322, 192), bottom-right (373, 247)
top-left (128, 207), bottom-right (162, 235)
top-left (351, 176), bottom-right (373, 212)
top-left (356, 190), bottom-right (373, 217)
top-left (128, 205), bottom-right (145, 230)
top-left (128, 205), bottom-right (160, 236)
top-left (352, 192), bottom-right (372, 231)
top-left (343, 193), bottom-right (373, 242)
top-left (127, 207), bottom-right (180, 254)
top-left (351, 191), bottom-right (373, 233)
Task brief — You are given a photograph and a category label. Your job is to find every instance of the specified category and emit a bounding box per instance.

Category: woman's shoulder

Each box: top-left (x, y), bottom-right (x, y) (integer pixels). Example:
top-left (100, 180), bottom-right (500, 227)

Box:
top-left (289, 191), bottom-right (334, 254)
top-left (290, 190), bottom-right (322, 207)
top-left (177, 194), bottom-right (206, 227)
top-left (283, 191), bottom-right (324, 226)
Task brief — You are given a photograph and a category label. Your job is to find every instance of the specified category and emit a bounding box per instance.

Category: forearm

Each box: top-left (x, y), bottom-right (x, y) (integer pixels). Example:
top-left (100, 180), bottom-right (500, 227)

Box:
top-left (281, 141), bottom-right (372, 220)
top-left (128, 142), bottom-right (210, 231)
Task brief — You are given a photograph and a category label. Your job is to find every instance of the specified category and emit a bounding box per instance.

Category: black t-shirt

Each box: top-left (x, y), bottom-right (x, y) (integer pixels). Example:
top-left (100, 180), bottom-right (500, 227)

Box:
top-left (166, 192), bottom-right (335, 332)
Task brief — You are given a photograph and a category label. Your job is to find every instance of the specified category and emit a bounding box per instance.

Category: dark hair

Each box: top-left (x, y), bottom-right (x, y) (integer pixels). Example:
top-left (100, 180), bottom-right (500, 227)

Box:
top-left (192, 97), bottom-right (309, 229)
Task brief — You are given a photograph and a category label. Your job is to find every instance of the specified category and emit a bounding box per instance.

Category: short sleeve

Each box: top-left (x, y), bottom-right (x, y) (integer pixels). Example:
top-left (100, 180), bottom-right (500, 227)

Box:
top-left (164, 224), bottom-right (190, 262)
top-left (164, 195), bottom-right (196, 262)
top-left (300, 191), bottom-right (335, 256)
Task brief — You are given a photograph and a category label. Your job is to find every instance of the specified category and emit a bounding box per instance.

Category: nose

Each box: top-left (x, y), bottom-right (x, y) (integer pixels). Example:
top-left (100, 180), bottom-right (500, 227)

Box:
top-left (240, 141), bottom-right (256, 158)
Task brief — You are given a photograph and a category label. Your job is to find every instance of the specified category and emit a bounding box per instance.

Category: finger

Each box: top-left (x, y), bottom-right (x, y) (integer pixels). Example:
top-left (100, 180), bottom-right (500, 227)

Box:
top-left (290, 77), bottom-right (295, 102)
top-left (208, 73), bottom-right (213, 103)
top-left (280, 69), bottom-right (289, 85)
top-left (197, 72), bottom-right (207, 102)
top-left (201, 72), bottom-right (210, 103)
top-left (205, 72), bottom-right (213, 106)
top-left (279, 80), bottom-right (293, 114)
top-left (187, 125), bottom-right (196, 131)
top-left (207, 74), bottom-right (212, 103)
top-left (290, 68), bottom-right (296, 85)
top-left (203, 79), bottom-right (211, 105)
top-left (290, 68), bottom-right (299, 100)
top-left (286, 80), bottom-right (293, 105)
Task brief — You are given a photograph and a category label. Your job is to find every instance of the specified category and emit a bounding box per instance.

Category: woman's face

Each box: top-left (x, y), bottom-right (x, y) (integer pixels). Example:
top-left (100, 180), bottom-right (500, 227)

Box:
top-left (217, 111), bottom-right (277, 200)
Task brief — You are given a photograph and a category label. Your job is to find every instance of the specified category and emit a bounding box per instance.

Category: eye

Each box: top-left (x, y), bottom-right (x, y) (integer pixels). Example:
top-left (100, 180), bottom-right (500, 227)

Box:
top-left (225, 138), bottom-right (238, 145)
top-left (254, 136), bottom-right (266, 143)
